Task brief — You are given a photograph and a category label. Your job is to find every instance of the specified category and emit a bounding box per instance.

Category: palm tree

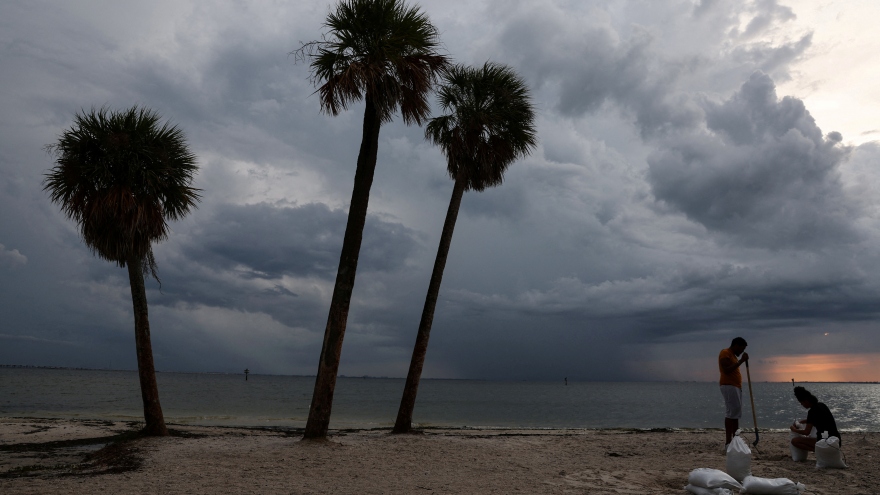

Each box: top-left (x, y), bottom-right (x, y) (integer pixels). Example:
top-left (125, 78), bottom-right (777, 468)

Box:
top-left (295, 0), bottom-right (448, 439)
top-left (44, 106), bottom-right (200, 436)
top-left (393, 62), bottom-right (537, 433)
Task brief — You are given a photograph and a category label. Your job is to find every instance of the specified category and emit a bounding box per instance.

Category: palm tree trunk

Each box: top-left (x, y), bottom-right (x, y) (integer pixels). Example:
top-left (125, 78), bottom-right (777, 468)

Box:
top-left (127, 254), bottom-right (169, 436)
top-left (304, 95), bottom-right (382, 440)
top-left (393, 175), bottom-right (466, 434)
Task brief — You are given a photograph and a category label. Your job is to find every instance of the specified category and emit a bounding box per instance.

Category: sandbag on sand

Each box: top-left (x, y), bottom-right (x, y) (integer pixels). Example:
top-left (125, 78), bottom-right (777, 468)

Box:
top-left (726, 429), bottom-right (751, 482)
top-left (815, 433), bottom-right (847, 469)
top-left (684, 484), bottom-right (733, 495)
top-left (741, 475), bottom-right (805, 494)
top-left (687, 468), bottom-right (743, 491)
top-left (789, 421), bottom-right (815, 462)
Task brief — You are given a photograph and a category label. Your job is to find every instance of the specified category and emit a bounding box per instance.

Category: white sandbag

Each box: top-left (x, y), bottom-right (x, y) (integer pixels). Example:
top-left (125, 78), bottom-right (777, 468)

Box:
top-left (684, 484), bottom-right (733, 495)
top-left (789, 430), bottom-right (808, 462)
top-left (815, 433), bottom-right (847, 469)
top-left (726, 430), bottom-right (752, 482)
top-left (741, 475), bottom-right (805, 494)
top-left (688, 468), bottom-right (743, 491)
top-left (789, 421), bottom-right (814, 462)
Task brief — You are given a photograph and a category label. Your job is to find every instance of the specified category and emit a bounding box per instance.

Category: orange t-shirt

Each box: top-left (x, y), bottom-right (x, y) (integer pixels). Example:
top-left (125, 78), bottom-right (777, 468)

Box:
top-left (718, 348), bottom-right (741, 388)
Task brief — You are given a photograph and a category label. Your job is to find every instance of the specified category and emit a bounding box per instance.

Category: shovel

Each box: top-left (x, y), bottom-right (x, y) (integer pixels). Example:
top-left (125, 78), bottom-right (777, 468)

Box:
top-left (745, 360), bottom-right (759, 448)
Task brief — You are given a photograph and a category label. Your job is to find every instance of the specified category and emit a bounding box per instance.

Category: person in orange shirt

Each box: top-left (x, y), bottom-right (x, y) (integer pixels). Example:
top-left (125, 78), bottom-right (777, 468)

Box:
top-left (719, 337), bottom-right (749, 449)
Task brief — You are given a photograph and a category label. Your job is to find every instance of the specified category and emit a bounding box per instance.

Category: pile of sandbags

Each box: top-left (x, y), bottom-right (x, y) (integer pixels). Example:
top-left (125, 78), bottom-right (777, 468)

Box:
top-left (687, 433), bottom-right (811, 494)
top-left (685, 470), bottom-right (807, 495)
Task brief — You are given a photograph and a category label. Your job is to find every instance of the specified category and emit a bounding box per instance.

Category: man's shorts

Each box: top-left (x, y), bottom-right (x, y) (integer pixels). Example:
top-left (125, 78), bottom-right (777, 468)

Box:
top-left (720, 385), bottom-right (742, 419)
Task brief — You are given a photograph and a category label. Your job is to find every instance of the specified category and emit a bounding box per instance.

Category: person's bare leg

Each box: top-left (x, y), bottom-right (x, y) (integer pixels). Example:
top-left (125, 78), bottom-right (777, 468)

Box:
top-left (725, 417), bottom-right (738, 446)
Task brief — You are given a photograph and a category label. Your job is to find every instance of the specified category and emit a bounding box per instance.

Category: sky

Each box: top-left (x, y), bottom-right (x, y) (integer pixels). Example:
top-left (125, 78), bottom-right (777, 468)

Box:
top-left (2, 0), bottom-right (880, 382)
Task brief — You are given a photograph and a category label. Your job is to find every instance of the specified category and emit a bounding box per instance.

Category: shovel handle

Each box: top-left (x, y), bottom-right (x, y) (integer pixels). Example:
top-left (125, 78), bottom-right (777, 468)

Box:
top-left (745, 360), bottom-right (760, 446)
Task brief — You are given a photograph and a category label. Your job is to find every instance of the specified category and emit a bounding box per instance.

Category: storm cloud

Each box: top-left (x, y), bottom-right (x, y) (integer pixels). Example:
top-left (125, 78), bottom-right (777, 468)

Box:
top-left (181, 202), bottom-right (421, 278)
top-left (3, 0), bottom-right (880, 381)
top-left (648, 71), bottom-right (857, 249)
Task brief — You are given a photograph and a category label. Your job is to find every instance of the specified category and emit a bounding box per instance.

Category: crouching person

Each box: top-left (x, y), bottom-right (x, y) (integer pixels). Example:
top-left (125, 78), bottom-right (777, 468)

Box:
top-left (790, 386), bottom-right (841, 452)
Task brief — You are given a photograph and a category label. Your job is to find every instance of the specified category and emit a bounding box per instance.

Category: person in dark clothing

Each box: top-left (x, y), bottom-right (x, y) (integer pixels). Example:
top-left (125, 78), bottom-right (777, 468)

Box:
top-left (790, 386), bottom-right (842, 451)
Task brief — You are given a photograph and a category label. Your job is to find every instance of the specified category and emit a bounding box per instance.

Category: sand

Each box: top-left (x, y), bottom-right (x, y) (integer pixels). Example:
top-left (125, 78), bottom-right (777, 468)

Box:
top-left (1, 418), bottom-right (877, 494)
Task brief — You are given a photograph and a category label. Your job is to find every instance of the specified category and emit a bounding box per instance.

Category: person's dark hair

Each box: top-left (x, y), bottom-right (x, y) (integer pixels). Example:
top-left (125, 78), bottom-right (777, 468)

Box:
top-left (731, 337), bottom-right (747, 347)
top-left (793, 386), bottom-right (818, 406)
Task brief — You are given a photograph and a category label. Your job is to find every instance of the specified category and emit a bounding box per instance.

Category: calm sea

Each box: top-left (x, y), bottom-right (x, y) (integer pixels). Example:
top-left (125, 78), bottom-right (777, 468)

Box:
top-left (1, 368), bottom-right (878, 431)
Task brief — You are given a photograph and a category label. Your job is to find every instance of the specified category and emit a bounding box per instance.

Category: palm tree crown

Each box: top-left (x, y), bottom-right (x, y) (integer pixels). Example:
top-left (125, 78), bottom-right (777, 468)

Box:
top-left (426, 62), bottom-right (538, 191)
top-left (44, 106), bottom-right (200, 276)
top-left (307, 0), bottom-right (448, 124)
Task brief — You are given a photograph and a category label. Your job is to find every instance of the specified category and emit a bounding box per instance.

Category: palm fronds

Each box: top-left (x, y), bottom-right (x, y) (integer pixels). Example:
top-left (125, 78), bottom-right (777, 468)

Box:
top-left (426, 62), bottom-right (537, 191)
top-left (44, 106), bottom-right (200, 277)
top-left (296, 0), bottom-right (449, 124)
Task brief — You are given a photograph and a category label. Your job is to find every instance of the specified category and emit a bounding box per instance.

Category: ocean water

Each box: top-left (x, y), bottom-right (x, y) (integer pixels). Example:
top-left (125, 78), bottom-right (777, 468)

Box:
top-left (1, 367), bottom-right (878, 431)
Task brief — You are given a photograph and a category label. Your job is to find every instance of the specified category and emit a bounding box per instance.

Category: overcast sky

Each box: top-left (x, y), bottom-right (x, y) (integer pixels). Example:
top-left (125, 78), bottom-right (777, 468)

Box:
top-left (2, 0), bottom-right (880, 382)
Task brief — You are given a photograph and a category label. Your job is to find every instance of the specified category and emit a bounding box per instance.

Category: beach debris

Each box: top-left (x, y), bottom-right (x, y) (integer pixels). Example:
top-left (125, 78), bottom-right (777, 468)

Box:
top-left (815, 433), bottom-right (847, 469)
top-left (789, 420), bottom-right (814, 462)
top-left (684, 484), bottom-right (733, 495)
top-left (726, 429), bottom-right (752, 482)
top-left (687, 468), bottom-right (743, 492)
top-left (741, 475), bottom-right (805, 494)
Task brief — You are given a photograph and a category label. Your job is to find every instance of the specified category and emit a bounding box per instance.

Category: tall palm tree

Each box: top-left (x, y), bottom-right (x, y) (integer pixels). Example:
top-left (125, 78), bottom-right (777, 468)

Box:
top-left (296, 0), bottom-right (448, 439)
top-left (44, 106), bottom-right (200, 436)
top-left (393, 62), bottom-right (537, 433)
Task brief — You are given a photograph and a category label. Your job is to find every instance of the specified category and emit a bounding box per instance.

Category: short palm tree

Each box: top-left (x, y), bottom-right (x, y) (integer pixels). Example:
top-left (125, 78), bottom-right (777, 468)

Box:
top-left (393, 62), bottom-right (537, 433)
top-left (44, 106), bottom-right (200, 436)
top-left (296, 0), bottom-right (448, 439)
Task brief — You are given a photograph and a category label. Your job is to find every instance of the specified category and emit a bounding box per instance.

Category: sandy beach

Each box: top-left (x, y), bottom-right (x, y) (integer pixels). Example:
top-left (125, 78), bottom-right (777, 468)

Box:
top-left (1, 418), bottom-right (876, 494)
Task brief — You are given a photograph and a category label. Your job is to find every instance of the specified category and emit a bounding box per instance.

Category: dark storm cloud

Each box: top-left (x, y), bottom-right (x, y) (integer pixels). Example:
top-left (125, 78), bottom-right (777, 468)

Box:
top-left (440, 257), bottom-right (880, 380)
top-left (459, 182), bottom-right (530, 222)
top-left (477, 0), bottom-right (811, 140)
top-left (550, 28), bottom-right (703, 138)
top-left (4, 0), bottom-right (880, 380)
top-left (839, 142), bottom-right (880, 213)
top-left (493, 6), bottom-right (701, 138)
top-left (180, 202), bottom-right (420, 279)
top-left (423, 313), bottom-right (643, 381)
top-left (113, 26), bottom-right (364, 185)
top-left (132, 201), bottom-right (424, 337)
top-left (442, 256), bottom-right (880, 350)
top-left (648, 71), bottom-right (856, 249)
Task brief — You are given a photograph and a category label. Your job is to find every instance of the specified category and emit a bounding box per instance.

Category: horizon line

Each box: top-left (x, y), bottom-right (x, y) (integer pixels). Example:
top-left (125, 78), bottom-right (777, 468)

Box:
top-left (2, 365), bottom-right (878, 384)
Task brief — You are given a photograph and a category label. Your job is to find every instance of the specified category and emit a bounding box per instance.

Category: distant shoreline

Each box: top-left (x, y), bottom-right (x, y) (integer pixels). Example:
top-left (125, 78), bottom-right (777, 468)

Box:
top-left (2, 365), bottom-right (878, 383)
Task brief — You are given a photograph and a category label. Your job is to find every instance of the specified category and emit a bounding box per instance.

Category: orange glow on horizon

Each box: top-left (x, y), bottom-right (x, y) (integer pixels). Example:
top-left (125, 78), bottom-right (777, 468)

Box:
top-left (757, 353), bottom-right (880, 382)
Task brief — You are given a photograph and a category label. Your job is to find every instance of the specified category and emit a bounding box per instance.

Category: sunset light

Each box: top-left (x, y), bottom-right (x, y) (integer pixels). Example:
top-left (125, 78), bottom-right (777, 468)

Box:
top-left (758, 353), bottom-right (880, 382)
